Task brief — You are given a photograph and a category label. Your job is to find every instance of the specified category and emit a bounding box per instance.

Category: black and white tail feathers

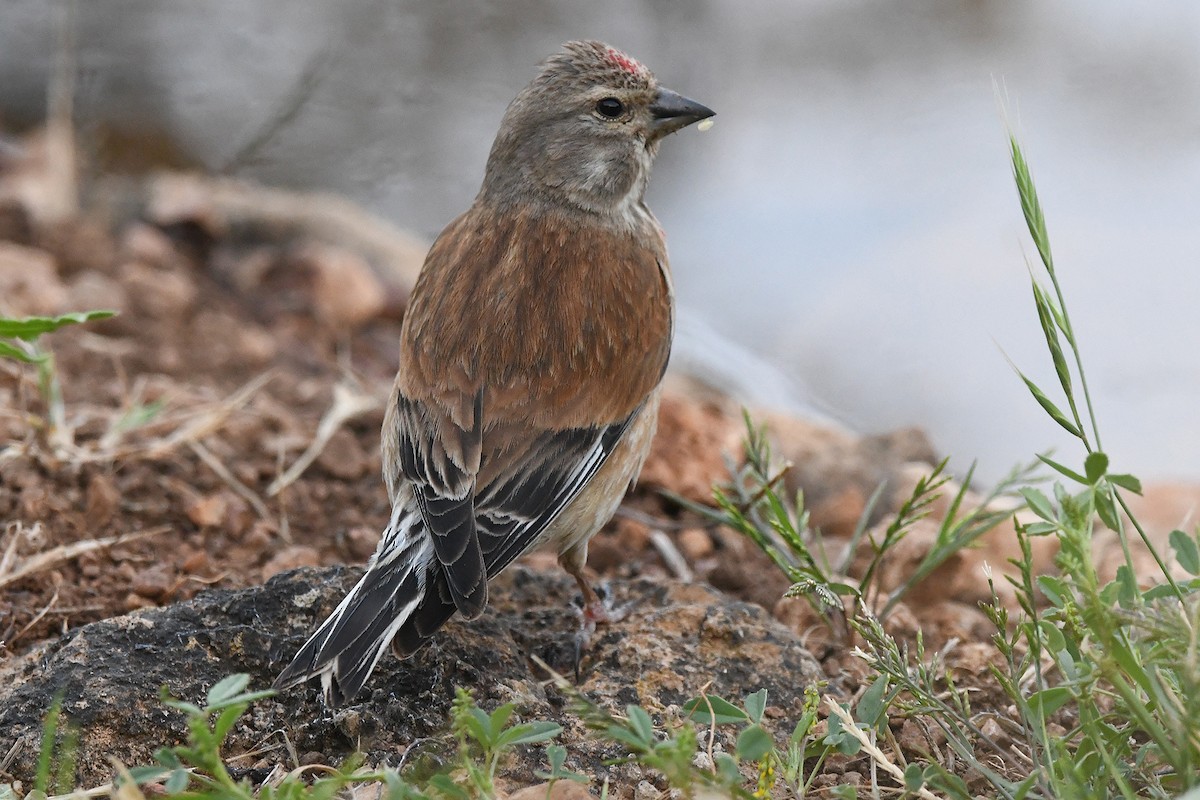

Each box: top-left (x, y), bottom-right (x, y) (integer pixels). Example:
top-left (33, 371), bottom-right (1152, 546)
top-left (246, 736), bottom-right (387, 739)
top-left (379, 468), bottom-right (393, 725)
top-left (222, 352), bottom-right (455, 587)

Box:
top-left (273, 505), bottom-right (443, 707)
top-left (274, 410), bottom-right (642, 706)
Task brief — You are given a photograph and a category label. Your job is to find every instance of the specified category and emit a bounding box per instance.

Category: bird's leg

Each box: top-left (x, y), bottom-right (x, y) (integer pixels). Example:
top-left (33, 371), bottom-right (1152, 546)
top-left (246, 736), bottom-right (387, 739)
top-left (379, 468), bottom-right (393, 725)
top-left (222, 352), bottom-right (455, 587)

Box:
top-left (559, 542), bottom-right (626, 628)
top-left (569, 563), bottom-right (610, 626)
top-left (558, 542), bottom-right (631, 678)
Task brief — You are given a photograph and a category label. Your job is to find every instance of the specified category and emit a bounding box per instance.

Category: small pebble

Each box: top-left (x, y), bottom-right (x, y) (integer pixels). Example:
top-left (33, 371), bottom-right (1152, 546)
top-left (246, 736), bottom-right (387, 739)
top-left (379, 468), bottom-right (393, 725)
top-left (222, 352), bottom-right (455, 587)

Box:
top-left (121, 260), bottom-right (198, 319)
top-left (634, 781), bottom-right (659, 800)
top-left (979, 717), bottom-right (1007, 744)
top-left (123, 592), bottom-right (154, 611)
top-left (236, 324), bottom-right (277, 365)
top-left (132, 567), bottom-right (173, 601)
top-left (316, 429), bottom-right (369, 480)
top-left (300, 243), bottom-right (387, 328)
top-left (187, 494), bottom-right (227, 528)
top-left (616, 516), bottom-right (651, 551)
top-left (345, 525), bottom-right (379, 560)
top-left (121, 223), bottom-right (178, 269)
top-left (222, 494), bottom-right (254, 539)
top-left (260, 544), bottom-right (321, 581)
top-left (677, 528), bottom-right (713, 560)
top-left (181, 548), bottom-right (210, 573)
top-left (243, 521), bottom-right (274, 553)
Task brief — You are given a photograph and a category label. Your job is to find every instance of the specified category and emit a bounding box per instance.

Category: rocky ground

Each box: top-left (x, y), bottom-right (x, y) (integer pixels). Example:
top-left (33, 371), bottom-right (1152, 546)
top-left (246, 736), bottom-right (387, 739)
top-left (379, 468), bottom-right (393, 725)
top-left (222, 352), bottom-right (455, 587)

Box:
top-left (1, 125), bottom-right (1197, 797)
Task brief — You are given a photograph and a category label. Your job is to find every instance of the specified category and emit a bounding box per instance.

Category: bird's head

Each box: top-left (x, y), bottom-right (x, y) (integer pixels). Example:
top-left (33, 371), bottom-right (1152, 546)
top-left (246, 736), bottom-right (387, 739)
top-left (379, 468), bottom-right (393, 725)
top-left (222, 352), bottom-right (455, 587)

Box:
top-left (481, 40), bottom-right (714, 218)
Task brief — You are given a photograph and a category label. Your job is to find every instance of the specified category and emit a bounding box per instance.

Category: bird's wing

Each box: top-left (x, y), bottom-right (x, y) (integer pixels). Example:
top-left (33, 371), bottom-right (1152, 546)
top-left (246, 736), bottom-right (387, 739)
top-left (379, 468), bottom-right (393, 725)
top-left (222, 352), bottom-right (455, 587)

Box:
top-left (390, 391), bottom-right (641, 620)
top-left (393, 391), bottom-right (487, 618)
top-left (473, 405), bottom-right (644, 575)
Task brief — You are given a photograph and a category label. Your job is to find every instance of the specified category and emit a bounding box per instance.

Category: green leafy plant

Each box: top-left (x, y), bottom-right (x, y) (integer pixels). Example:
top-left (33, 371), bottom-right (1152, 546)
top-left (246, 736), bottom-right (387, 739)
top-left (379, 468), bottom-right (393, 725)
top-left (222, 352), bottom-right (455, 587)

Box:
top-left (672, 418), bottom-right (855, 635)
top-left (712, 131), bottom-right (1200, 799)
top-left (440, 687), bottom-right (563, 798)
top-left (541, 662), bottom-right (847, 799)
top-left (0, 309), bottom-right (115, 440)
top-left (8, 672), bottom-right (826, 800)
top-left (685, 686), bottom-right (833, 798)
top-left (534, 744), bottom-right (588, 789)
top-left (0, 311), bottom-right (113, 365)
top-left (28, 697), bottom-right (79, 799)
top-left (144, 674), bottom-right (278, 795)
top-left (89, 675), bottom-right (405, 800)
top-left (118, 678), bottom-right (572, 800)
top-left (572, 693), bottom-right (709, 792)
top-left (676, 411), bottom-right (1031, 637)
top-left (976, 134), bottom-right (1200, 797)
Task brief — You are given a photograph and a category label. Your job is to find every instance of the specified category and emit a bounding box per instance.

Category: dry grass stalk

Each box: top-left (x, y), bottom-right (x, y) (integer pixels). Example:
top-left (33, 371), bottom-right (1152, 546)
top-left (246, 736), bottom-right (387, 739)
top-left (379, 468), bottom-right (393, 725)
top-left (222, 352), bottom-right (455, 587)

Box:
top-left (10, 583), bottom-right (60, 645)
top-left (188, 440), bottom-right (271, 520)
top-left (143, 371), bottom-right (275, 459)
top-left (267, 379), bottom-right (380, 497)
top-left (0, 525), bottom-right (170, 590)
top-left (825, 697), bottom-right (940, 800)
top-left (649, 529), bottom-right (693, 582)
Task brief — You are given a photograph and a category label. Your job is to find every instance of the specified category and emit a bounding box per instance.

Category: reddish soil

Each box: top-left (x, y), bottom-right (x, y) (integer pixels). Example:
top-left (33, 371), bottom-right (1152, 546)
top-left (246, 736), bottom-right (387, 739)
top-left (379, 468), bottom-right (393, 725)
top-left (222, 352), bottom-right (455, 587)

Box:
top-left (0, 193), bottom-right (761, 659)
top-left (13, 139), bottom-right (1178, 798)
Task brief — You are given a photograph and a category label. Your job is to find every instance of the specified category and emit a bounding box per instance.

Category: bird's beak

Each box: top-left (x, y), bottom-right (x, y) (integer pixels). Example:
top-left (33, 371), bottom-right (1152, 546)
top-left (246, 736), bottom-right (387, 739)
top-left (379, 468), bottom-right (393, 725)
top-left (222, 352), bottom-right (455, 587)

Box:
top-left (649, 88), bottom-right (715, 137)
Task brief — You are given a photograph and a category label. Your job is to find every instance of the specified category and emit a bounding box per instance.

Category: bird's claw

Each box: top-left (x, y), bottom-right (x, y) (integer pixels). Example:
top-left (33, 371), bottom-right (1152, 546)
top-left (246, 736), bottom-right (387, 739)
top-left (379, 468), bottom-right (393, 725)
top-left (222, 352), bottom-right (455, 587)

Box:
top-left (569, 584), bottom-right (635, 680)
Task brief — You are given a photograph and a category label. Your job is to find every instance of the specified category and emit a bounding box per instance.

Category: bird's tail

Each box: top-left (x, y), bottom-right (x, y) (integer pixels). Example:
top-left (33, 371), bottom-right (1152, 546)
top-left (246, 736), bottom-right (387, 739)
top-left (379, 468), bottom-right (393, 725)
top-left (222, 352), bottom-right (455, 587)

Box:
top-left (273, 506), bottom-right (434, 707)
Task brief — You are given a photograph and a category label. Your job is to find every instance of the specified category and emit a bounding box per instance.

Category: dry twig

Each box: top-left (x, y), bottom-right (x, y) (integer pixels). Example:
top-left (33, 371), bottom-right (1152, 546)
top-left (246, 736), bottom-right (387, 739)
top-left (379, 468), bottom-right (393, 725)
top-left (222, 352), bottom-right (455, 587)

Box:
top-left (0, 525), bottom-right (170, 590)
top-left (188, 439), bottom-right (271, 520)
top-left (650, 529), bottom-right (694, 582)
top-left (267, 379), bottom-right (380, 497)
top-left (145, 371), bottom-right (274, 458)
top-left (10, 583), bottom-right (60, 645)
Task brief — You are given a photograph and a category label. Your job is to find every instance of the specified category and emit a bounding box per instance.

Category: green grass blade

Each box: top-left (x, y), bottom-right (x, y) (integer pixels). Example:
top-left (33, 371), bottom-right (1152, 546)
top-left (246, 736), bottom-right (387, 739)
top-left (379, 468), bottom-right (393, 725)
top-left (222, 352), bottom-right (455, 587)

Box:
top-left (1036, 455), bottom-right (1087, 485)
top-left (35, 699), bottom-right (63, 794)
top-left (0, 339), bottom-right (44, 363)
top-left (1010, 137), bottom-right (1055, 276)
top-left (0, 310), bottom-right (116, 340)
top-left (1018, 371), bottom-right (1082, 438)
top-left (1032, 282), bottom-right (1076, 404)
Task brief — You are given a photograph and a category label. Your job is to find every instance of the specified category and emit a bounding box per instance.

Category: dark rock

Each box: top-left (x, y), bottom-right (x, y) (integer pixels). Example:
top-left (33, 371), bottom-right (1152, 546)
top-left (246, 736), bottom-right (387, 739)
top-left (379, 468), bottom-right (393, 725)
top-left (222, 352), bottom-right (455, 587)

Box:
top-left (0, 567), bottom-right (822, 789)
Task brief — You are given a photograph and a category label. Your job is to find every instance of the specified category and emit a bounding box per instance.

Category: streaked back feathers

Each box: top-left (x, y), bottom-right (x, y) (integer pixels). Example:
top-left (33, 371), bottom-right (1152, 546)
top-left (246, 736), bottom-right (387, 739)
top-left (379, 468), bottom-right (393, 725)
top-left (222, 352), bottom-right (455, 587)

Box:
top-left (399, 205), bottom-right (672, 433)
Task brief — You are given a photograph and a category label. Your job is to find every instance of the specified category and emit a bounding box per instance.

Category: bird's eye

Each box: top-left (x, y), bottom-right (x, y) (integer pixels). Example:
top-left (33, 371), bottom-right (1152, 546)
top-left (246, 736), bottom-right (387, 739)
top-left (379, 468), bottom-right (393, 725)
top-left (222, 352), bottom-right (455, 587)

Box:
top-left (595, 97), bottom-right (625, 118)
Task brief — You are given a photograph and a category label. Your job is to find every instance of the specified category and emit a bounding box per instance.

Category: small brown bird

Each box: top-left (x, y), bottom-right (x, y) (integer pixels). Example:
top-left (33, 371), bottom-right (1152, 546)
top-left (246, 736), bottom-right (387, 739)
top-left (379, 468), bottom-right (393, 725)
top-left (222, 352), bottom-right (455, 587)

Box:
top-left (274, 40), bottom-right (713, 706)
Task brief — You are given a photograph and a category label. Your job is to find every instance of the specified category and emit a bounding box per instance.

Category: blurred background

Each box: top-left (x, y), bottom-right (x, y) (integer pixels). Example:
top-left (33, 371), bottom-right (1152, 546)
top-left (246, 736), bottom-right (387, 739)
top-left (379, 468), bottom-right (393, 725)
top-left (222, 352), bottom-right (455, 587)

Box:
top-left (1, 0), bottom-right (1197, 483)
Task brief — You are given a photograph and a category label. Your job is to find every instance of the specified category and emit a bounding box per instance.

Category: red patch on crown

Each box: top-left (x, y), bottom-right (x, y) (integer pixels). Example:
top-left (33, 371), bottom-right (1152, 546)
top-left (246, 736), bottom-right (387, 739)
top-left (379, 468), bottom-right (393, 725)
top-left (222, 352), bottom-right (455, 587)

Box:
top-left (605, 47), bottom-right (646, 76)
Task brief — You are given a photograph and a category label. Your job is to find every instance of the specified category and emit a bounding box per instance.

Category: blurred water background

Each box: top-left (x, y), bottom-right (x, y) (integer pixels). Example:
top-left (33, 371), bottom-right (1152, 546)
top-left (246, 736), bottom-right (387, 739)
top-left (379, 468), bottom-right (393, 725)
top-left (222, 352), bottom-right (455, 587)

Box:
top-left (1, 0), bottom-right (1197, 482)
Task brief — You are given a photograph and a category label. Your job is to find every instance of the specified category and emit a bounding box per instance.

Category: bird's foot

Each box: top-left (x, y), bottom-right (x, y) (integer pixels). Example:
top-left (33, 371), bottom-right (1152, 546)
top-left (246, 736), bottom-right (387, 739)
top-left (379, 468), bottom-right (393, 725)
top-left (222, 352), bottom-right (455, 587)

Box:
top-left (570, 584), bottom-right (633, 680)
top-left (582, 582), bottom-right (633, 624)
